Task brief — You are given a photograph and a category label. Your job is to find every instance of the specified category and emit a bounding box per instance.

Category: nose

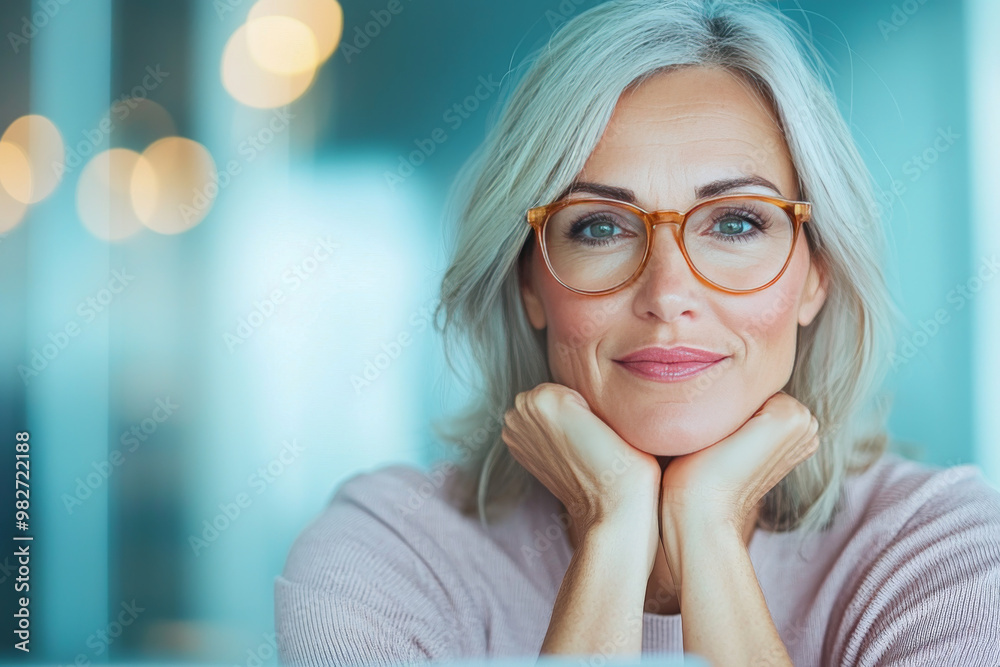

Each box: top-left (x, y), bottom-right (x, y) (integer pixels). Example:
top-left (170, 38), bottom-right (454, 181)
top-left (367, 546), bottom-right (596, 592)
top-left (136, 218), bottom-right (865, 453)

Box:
top-left (631, 220), bottom-right (703, 319)
top-left (646, 220), bottom-right (692, 278)
top-left (643, 209), bottom-right (689, 278)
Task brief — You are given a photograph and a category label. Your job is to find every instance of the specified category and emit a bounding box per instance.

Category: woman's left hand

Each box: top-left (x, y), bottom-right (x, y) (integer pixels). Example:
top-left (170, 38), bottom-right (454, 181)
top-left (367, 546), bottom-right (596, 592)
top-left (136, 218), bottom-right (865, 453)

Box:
top-left (658, 391), bottom-right (820, 535)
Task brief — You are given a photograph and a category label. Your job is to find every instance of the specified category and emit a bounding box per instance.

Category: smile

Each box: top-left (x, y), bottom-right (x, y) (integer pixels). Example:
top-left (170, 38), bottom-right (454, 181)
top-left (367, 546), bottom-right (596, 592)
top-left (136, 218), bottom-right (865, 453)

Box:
top-left (614, 358), bottom-right (727, 383)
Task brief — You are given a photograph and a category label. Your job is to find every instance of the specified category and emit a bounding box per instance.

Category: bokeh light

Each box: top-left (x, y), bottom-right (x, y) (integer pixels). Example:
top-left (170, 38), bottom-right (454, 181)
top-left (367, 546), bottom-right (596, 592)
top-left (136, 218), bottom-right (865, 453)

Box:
top-left (248, 0), bottom-right (344, 63)
top-left (221, 22), bottom-right (316, 108)
top-left (0, 142), bottom-right (29, 233)
top-left (0, 114), bottom-right (64, 204)
top-left (131, 136), bottom-right (217, 234)
top-left (0, 141), bottom-right (32, 208)
top-left (246, 15), bottom-right (319, 76)
top-left (76, 148), bottom-right (150, 242)
top-left (113, 98), bottom-right (178, 153)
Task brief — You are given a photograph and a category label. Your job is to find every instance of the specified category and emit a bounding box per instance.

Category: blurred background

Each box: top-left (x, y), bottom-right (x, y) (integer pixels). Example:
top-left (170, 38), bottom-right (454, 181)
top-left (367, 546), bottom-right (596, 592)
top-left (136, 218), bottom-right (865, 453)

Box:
top-left (0, 0), bottom-right (997, 663)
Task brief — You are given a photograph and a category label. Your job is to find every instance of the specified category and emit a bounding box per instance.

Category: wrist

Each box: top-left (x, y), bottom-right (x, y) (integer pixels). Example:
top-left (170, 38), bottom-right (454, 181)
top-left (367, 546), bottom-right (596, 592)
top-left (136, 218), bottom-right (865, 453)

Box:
top-left (662, 512), bottom-right (745, 582)
top-left (583, 504), bottom-right (659, 571)
top-left (661, 493), bottom-right (744, 537)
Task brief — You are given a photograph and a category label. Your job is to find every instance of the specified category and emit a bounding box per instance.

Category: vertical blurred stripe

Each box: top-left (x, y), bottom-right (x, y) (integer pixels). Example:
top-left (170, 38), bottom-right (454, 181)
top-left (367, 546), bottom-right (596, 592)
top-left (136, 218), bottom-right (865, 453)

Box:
top-left (30, 0), bottom-right (112, 656)
top-left (967, 0), bottom-right (1000, 489)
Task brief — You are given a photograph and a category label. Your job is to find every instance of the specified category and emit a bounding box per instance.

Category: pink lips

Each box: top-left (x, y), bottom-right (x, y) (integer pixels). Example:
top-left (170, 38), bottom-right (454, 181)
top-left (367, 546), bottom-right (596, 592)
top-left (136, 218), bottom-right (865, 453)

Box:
top-left (615, 346), bottom-right (729, 383)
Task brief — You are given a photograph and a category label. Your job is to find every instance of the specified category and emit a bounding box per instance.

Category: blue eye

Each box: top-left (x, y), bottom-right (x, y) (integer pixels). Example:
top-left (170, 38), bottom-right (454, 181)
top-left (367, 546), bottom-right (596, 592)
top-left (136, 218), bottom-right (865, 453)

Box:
top-left (715, 217), bottom-right (753, 236)
top-left (581, 219), bottom-right (619, 239)
top-left (568, 214), bottom-right (630, 246)
top-left (707, 207), bottom-right (770, 243)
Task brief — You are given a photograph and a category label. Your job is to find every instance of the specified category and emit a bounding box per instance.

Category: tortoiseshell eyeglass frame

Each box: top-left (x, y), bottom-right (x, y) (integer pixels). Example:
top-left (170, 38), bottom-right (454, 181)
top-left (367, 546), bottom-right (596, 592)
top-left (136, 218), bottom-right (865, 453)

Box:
top-left (524, 193), bottom-right (812, 296)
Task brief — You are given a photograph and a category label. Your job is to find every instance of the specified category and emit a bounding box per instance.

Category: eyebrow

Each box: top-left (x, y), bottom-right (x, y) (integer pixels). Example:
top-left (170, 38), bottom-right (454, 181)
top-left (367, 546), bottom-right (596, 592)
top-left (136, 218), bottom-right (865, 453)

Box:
top-left (555, 175), bottom-right (785, 204)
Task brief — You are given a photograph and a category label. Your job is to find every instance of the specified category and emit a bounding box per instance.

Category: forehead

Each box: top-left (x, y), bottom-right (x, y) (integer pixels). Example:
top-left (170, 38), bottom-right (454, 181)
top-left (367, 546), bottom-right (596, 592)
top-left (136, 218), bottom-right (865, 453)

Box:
top-left (578, 65), bottom-right (799, 205)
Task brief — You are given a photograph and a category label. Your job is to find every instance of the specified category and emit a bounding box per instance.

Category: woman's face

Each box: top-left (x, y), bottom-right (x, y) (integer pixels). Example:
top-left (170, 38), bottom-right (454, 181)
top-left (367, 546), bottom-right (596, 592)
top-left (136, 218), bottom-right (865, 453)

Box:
top-left (519, 65), bottom-right (829, 456)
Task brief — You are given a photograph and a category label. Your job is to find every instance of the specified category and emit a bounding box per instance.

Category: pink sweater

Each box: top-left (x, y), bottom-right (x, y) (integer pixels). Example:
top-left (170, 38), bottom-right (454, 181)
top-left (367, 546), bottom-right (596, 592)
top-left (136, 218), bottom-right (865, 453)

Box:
top-left (274, 452), bottom-right (1000, 666)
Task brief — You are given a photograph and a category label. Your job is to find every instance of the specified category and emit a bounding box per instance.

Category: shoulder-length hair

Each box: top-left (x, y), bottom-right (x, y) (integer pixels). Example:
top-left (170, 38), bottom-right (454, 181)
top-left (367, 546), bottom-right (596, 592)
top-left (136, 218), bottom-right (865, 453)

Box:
top-left (431, 0), bottom-right (904, 535)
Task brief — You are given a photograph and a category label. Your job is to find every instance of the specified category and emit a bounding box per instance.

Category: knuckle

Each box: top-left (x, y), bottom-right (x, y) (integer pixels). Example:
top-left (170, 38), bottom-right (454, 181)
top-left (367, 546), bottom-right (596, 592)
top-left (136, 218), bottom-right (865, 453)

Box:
top-left (758, 392), bottom-right (795, 418)
top-left (534, 385), bottom-right (564, 414)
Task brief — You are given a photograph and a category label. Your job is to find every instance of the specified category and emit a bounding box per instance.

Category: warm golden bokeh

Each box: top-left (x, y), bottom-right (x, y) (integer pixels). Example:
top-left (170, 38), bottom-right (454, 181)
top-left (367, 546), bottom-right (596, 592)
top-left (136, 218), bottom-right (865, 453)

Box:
top-left (113, 98), bottom-right (178, 152)
top-left (222, 22), bottom-right (316, 108)
top-left (0, 114), bottom-right (64, 204)
top-left (0, 141), bottom-right (32, 208)
top-left (246, 15), bottom-right (320, 76)
top-left (76, 148), bottom-right (150, 242)
top-left (131, 136), bottom-right (217, 234)
top-left (248, 0), bottom-right (343, 62)
top-left (0, 141), bottom-right (28, 233)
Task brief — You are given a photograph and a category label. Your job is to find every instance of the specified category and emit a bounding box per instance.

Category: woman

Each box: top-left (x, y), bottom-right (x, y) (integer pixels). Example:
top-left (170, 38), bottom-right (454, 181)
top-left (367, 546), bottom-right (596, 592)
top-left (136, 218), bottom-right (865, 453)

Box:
top-left (275, 1), bottom-right (1000, 665)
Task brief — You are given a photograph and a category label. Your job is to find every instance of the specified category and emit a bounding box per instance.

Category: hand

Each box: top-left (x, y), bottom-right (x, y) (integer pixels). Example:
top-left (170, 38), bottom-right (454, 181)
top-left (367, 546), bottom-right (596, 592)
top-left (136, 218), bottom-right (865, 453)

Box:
top-left (658, 391), bottom-right (820, 534)
top-left (502, 382), bottom-right (662, 557)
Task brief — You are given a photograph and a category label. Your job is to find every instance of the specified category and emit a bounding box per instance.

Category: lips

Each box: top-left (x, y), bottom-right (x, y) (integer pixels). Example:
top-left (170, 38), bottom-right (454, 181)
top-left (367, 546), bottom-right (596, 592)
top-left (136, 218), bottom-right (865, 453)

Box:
top-left (616, 346), bottom-right (727, 364)
top-left (614, 346), bottom-right (730, 383)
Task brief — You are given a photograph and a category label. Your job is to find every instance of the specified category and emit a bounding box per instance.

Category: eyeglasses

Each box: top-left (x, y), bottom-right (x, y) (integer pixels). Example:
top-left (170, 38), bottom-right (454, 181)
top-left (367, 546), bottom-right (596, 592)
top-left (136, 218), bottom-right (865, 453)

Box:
top-left (524, 193), bottom-right (811, 295)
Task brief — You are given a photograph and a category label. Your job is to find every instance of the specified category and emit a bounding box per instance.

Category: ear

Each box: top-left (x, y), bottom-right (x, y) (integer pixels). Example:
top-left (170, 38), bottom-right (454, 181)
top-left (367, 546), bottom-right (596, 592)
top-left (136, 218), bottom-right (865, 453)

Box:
top-left (797, 251), bottom-right (828, 327)
top-left (519, 242), bottom-right (547, 330)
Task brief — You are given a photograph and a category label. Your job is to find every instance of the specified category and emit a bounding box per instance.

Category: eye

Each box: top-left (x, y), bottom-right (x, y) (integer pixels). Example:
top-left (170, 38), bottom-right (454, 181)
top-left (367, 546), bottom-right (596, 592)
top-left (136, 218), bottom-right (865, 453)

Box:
top-left (579, 217), bottom-right (620, 239)
top-left (703, 206), bottom-right (771, 244)
top-left (567, 212), bottom-right (635, 246)
top-left (714, 216), bottom-right (754, 236)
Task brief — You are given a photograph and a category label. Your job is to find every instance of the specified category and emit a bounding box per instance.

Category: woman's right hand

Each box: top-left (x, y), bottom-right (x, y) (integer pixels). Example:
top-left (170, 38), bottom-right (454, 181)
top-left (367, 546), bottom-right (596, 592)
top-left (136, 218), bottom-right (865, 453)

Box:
top-left (501, 382), bottom-right (663, 560)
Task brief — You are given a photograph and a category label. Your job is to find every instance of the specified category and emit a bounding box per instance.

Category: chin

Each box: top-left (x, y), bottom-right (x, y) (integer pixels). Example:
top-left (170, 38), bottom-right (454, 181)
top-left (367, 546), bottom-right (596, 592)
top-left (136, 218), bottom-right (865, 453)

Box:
top-left (601, 401), bottom-right (750, 457)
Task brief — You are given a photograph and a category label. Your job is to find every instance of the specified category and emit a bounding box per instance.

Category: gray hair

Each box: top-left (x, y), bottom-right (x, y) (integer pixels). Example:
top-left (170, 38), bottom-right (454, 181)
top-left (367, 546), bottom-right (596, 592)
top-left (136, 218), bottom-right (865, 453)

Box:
top-left (431, 0), bottom-right (904, 535)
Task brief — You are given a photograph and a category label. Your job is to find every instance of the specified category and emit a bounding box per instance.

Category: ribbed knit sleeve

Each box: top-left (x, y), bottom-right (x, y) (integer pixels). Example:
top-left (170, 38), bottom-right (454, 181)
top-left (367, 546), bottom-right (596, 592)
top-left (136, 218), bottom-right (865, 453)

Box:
top-left (274, 469), bottom-right (470, 667)
top-left (823, 465), bottom-right (1000, 666)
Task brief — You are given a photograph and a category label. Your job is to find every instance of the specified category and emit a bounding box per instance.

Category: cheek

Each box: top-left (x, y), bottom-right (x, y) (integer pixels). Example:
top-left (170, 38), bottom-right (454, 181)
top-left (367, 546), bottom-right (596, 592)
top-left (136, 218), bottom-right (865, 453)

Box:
top-left (541, 293), bottom-right (622, 383)
top-left (737, 284), bottom-right (800, 349)
top-left (733, 251), bottom-right (810, 368)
